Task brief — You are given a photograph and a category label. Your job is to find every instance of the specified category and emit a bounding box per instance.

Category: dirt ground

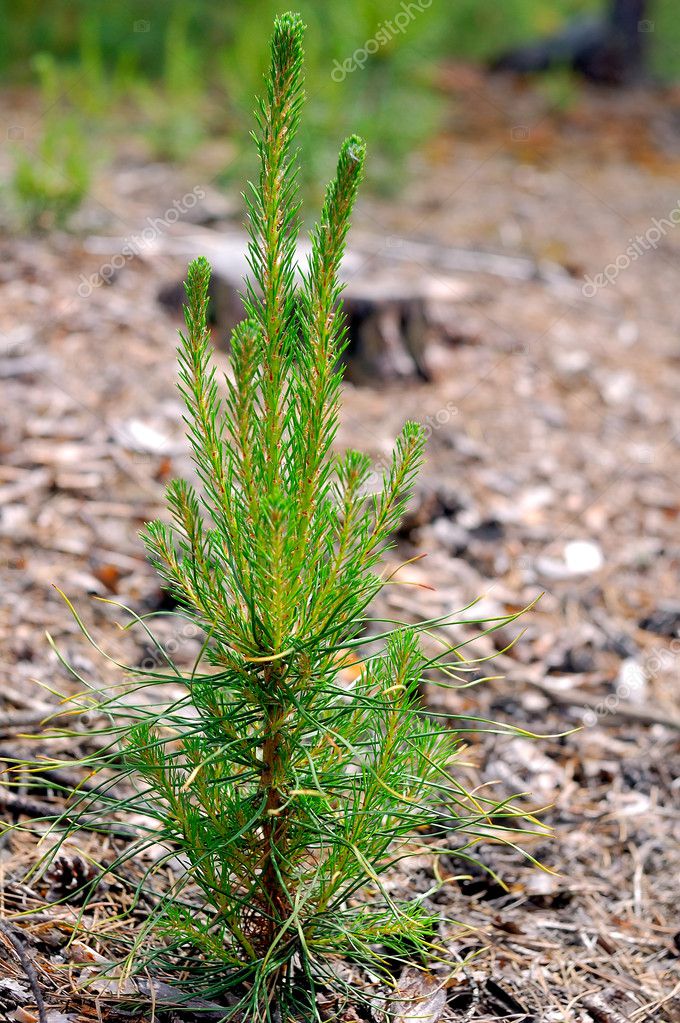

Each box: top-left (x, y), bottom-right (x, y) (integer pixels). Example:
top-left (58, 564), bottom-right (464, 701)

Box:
top-left (0, 72), bottom-right (679, 1022)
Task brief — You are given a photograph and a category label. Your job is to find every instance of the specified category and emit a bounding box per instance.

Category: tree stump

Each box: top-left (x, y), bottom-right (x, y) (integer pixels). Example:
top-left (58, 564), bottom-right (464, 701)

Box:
top-left (158, 234), bottom-right (468, 385)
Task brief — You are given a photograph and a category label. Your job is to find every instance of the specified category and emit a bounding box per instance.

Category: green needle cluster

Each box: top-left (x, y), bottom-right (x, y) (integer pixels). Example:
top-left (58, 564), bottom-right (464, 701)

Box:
top-left (8, 14), bottom-right (543, 1023)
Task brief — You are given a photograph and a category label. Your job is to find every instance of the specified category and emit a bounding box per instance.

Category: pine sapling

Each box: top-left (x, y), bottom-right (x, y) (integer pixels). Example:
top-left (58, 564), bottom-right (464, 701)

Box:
top-left (9, 13), bottom-right (544, 1023)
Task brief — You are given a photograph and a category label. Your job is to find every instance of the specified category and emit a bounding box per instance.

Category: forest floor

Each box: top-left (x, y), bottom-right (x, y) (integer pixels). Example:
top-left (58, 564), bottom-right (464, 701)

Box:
top-left (0, 71), bottom-right (679, 1022)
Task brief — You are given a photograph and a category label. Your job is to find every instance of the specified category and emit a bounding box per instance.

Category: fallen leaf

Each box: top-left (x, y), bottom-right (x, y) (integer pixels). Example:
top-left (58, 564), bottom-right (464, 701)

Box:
top-left (392, 968), bottom-right (447, 1023)
top-left (12, 1009), bottom-right (38, 1023)
top-left (0, 979), bottom-right (30, 1000)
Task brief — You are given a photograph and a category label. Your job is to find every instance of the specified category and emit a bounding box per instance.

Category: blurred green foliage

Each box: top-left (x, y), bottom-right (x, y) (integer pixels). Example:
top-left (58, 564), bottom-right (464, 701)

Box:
top-left (0, 0), bottom-right (611, 83)
top-left (648, 0), bottom-right (680, 80)
top-left (1, 1), bottom-right (676, 224)
top-left (8, 54), bottom-right (91, 229)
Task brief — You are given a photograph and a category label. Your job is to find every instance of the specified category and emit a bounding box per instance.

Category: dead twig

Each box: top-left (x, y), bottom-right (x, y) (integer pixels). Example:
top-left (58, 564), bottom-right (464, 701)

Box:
top-left (0, 786), bottom-right (64, 821)
top-left (0, 786), bottom-right (136, 838)
top-left (582, 991), bottom-right (631, 1023)
top-left (0, 709), bottom-right (80, 738)
top-left (525, 678), bottom-right (680, 731)
top-left (0, 919), bottom-right (48, 1023)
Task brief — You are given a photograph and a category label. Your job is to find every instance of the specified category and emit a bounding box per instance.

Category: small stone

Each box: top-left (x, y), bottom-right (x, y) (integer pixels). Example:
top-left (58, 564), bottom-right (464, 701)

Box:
top-left (598, 370), bottom-right (635, 406)
top-left (563, 540), bottom-right (604, 575)
top-left (639, 601), bottom-right (680, 637)
top-left (468, 518), bottom-right (504, 542)
top-left (115, 418), bottom-right (172, 454)
top-left (617, 320), bottom-right (639, 347)
top-left (0, 505), bottom-right (30, 536)
top-left (537, 540), bottom-right (603, 580)
top-left (429, 517), bottom-right (469, 555)
top-left (552, 348), bottom-right (591, 378)
top-left (621, 537), bottom-right (663, 569)
top-left (615, 658), bottom-right (646, 704)
top-left (547, 643), bottom-right (597, 674)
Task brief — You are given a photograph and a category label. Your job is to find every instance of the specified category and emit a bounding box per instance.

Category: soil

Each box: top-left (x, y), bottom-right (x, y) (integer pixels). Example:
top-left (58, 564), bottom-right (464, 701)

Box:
top-left (0, 71), bottom-right (679, 1022)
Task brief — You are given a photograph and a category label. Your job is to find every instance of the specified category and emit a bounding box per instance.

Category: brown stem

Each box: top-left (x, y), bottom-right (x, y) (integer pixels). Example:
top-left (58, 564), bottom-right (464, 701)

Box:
top-left (258, 671), bottom-right (293, 949)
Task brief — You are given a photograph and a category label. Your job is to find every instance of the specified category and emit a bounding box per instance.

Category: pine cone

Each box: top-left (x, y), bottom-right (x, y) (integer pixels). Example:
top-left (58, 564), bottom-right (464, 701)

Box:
top-left (45, 851), bottom-right (98, 904)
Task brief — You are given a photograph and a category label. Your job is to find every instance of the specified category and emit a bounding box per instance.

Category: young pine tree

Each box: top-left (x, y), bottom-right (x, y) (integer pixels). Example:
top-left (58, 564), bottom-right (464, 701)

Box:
top-left (21, 13), bottom-right (540, 1023)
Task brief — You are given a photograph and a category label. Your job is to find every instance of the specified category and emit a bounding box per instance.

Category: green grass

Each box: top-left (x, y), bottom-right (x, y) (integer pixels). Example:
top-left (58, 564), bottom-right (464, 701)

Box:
top-left (8, 53), bottom-right (91, 229)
